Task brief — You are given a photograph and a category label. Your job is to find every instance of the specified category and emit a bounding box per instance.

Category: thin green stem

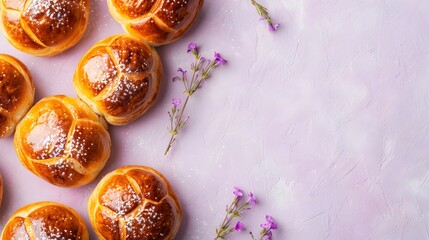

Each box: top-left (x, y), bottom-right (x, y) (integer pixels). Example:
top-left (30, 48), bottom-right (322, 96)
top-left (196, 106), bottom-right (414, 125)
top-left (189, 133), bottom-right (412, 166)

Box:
top-left (250, 0), bottom-right (274, 25)
top-left (164, 95), bottom-right (191, 155)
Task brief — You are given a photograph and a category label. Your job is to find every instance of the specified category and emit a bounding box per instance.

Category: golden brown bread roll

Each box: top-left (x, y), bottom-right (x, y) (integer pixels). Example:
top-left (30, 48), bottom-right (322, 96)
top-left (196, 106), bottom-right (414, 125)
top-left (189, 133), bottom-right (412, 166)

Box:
top-left (88, 166), bottom-right (182, 240)
top-left (73, 34), bottom-right (162, 126)
top-left (14, 95), bottom-right (111, 187)
top-left (0, 0), bottom-right (89, 56)
top-left (0, 54), bottom-right (34, 138)
top-left (107, 0), bottom-right (204, 46)
top-left (1, 201), bottom-right (89, 239)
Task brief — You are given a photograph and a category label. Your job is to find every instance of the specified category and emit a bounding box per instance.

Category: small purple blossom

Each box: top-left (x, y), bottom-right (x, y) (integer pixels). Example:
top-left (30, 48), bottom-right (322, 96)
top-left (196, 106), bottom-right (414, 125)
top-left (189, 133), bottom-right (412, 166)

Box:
top-left (187, 42), bottom-right (198, 54)
top-left (177, 68), bottom-right (186, 74)
top-left (172, 76), bottom-right (180, 82)
top-left (199, 57), bottom-right (206, 64)
top-left (172, 98), bottom-right (181, 107)
top-left (234, 221), bottom-right (245, 231)
top-left (233, 187), bottom-right (244, 200)
top-left (247, 192), bottom-right (256, 206)
top-left (265, 230), bottom-right (273, 240)
top-left (268, 23), bottom-right (280, 32)
top-left (175, 68), bottom-right (187, 81)
top-left (261, 215), bottom-right (278, 236)
top-left (214, 52), bottom-right (227, 65)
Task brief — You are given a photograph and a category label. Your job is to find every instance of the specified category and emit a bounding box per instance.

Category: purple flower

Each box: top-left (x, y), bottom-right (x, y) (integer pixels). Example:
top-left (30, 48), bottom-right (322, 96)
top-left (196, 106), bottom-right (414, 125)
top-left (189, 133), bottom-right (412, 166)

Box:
top-left (247, 192), bottom-right (256, 206)
top-left (172, 98), bottom-right (181, 107)
top-left (199, 57), bottom-right (206, 65)
top-left (177, 68), bottom-right (187, 80)
top-left (177, 68), bottom-right (186, 74)
top-left (261, 215), bottom-right (277, 230)
top-left (187, 42), bottom-right (198, 54)
top-left (214, 52), bottom-right (227, 66)
top-left (268, 23), bottom-right (280, 32)
top-left (234, 221), bottom-right (245, 231)
top-left (265, 230), bottom-right (273, 240)
top-left (233, 187), bottom-right (244, 201)
top-left (172, 76), bottom-right (180, 82)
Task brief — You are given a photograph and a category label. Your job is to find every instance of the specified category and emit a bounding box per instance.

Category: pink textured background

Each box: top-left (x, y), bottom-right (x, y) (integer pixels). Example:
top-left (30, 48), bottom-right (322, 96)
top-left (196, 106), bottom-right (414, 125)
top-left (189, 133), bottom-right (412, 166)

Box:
top-left (1, 0), bottom-right (429, 239)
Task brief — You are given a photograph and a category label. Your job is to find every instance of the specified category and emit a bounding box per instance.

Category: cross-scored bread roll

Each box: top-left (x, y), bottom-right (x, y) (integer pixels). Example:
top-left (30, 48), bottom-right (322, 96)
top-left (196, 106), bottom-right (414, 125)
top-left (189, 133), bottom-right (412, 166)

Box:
top-left (74, 34), bottom-right (162, 126)
top-left (14, 95), bottom-right (111, 187)
top-left (0, 0), bottom-right (89, 56)
top-left (1, 201), bottom-right (89, 239)
top-left (88, 166), bottom-right (182, 240)
top-left (0, 54), bottom-right (34, 138)
top-left (107, 0), bottom-right (204, 46)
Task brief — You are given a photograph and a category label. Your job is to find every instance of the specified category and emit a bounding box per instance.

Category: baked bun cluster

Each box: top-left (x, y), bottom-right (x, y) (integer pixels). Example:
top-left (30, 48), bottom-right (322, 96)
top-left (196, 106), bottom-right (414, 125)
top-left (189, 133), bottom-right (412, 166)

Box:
top-left (14, 95), bottom-right (111, 187)
top-left (1, 201), bottom-right (89, 239)
top-left (107, 0), bottom-right (204, 46)
top-left (0, 54), bottom-right (34, 138)
top-left (74, 34), bottom-right (162, 126)
top-left (88, 166), bottom-right (182, 239)
top-left (0, 0), bottom-right (89, 56)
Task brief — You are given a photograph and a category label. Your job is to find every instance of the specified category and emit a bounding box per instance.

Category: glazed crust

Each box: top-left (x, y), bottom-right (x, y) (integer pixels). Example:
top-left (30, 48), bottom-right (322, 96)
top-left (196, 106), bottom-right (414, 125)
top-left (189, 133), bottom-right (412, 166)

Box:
top-left (107, 0), bottom-right (204, 46)
top-left (74, 34), bottom-right (162, 126)
top-left (0, 54), bottom-right (34, 138)
top-left (14, 95), bottom-right (111, 187)
top-left (1, 201), bottom-right (89, 239)
top-left (88, 166), bottom-right (182, 240)
top-left (0, 0), bottom-right (89, 56)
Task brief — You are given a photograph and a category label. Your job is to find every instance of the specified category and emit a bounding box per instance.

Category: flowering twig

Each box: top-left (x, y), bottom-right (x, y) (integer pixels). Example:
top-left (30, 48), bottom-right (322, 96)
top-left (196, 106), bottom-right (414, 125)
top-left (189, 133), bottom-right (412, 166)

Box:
top-left (214, 187), bottom-right (256, 239)
top-left (250, 0), bottom-right (279, 31)
top-left (165, 42), bottom-right (226, 155)
top-left (250, 215), bottom-right (278, 240)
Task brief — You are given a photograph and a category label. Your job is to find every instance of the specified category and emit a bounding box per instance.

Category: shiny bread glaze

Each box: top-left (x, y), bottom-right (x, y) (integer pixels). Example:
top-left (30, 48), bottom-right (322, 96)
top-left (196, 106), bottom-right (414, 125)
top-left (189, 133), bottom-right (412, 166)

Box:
top-left (0, 54), bottom-right (34, 138)
top-left (88, 166), bottom-right (182, 240)
top-left (1, 201), bottom-right (89, 239)
top-left (0, 0), bottom-right (89, 56)
top-left (74, 34), bottom-right (162, 126)
top-left (107, 0), bottom-right (204, 46)
top-left (14, 95), bottom-right (111, 187)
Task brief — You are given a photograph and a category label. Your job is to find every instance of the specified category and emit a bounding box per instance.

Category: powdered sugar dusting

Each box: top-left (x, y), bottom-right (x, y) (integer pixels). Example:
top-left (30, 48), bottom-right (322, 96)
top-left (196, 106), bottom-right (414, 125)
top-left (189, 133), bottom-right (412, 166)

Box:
top-left (22, 0), bottom-right (82, 45)
top-left (3, 203), bottom-right (85, 238)
top-left (78, 35), bottom-right (158, 119)
top-left (18, 96), bottom-right (109, 186)
top-left (1, 0), bottom-right (88, 54)
top-left (94, 167), bottom-right (180, 239)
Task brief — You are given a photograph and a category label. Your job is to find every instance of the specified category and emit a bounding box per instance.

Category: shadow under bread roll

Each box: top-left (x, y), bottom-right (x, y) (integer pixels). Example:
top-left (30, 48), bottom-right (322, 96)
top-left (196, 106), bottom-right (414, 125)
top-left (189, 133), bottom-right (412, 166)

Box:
top-left (0, 175), bottom-right (2, 208)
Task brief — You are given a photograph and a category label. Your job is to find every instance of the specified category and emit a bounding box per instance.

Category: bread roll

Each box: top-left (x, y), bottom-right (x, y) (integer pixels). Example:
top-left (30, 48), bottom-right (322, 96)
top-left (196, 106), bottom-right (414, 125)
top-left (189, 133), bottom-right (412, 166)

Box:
top-left (107, 0), bottom-right (204, 46)
top-left (0, 0), bottom-right (89, 56)
top-left (14, 95), bottom-right (111, 187)
top-left (88, 166), bottom-right (182, 240)
top-left (1, 201), bottom-right (89, 239)
top-left (74, 34), bottom-right (162, 126)
top-left (0, 54), bottom-right (34, 138)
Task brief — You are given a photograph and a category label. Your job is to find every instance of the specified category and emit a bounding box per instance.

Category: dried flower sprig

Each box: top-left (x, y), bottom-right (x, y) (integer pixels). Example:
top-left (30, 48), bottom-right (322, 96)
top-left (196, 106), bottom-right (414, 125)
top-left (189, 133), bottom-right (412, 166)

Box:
top-left (250, 215), bottom-right (279, 240)
top-left (214, 187), bottom-right (256, 239)
top-left (214, 187), bottom-right (279, 239)
top-left (250, 0), bottom-right (279, 32)
top-left (165, 42), bottom-right (226, 155)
